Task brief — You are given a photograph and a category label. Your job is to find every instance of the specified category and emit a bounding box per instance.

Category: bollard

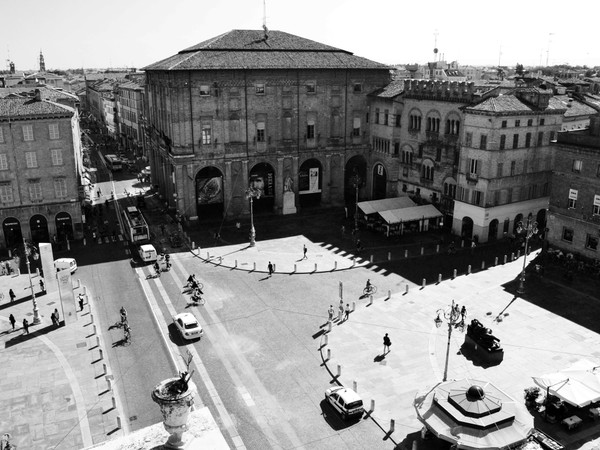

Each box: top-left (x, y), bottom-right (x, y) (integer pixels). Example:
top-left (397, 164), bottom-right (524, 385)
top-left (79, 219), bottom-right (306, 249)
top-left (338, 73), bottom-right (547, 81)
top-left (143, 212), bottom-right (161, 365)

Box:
top-left (36, 268), bottom-right (40, 276)
top-left (90, 313), bottom-right (94, 323)
top-left (461, 240), bottom-right (465, 248)
top-left (253, 262), bottom-right (256, 271)
top-left (352, 258), bottom-right (356, 267)
top-left (334, 261), bottom-right (337, 270)
top-left (112, 396), bottom-right (117, 409)
top-left (517, 250), bottom-right (520, 259)
top-left (67, 240), bottom-right (71, 251)
top-left (326, 349), bottom-right (331, 360)
top-left (495, 256), bottom-right (499, 266)
top-left (323, 334), bottom-right (328, 346)
top-left (102, 363), bottom-right (107, 376)
top-left (453, 269), bottom-right (457, 279)
top-left (436, 244), bottom-right (440, 253)
top-left (83, 238), bottom-right (87, 246)
top-left (405, 249), bottom-right (408, 258)
top-left (468, 265), bottom-right (471, 274)
top-left (93, 324), bottom-right (97, 335)
top-left (294, 263), bottom-right (297, 272)
top-left (481, 260), bottom-right (485, 270)
top-left (422, 278), bottom-right (426, 288)
top-left (8, 249), bottom-right (11, 257)
top-left (116, 416), bottom-right (122, 429)
top-left (352, 301), bottom-right (356, 311)
top-left (192, 241), bottom-right (196, 250)
top-left (511, 252), bottom-right (515, 261)
top-left (405, 284), bottom-right (409, 294)
top-left (273, 264), bottom-right (276, 272)
top-left (207, 252), bottom-right (210, 259)
top-left (370, 255), bottom-right (373, 263)
top-left (438, 273), bottom-right (442, 283)
top-left (337, 364), bottom-right (341, 377)
top-left (219, 256), bottom-right (222, 265)
top-left (17, 269), bottom-right (20, 275)
top-left (389, 419), bottom-right (395, 433)
top-left (369, 295), bottom-right (373, 305)
top-left (235, 259), bottom-right (238, 268)
top-left (421, 247), bottom-right (424, 255)
top-left (106, 377), bottom-right (112, 391)
top-left (315, 263), bottom-right (318, 271)
top-left (99, 348), bottom-right (103, 360)
top-left (327, 322), bottom-right (332, 333)
top-left (388, 289), bottom-right (391, 299)
top-left (353, 380), bottom-right (358, 392)
top-left (504, 255), bottom-right (507, 264)
top-left (77, 279), bottom-right (81, 289)
top-left (96, 336), bottom-right (101, 347)
top-left (412, 441), bottom-right (418, 450)
top-left (388, 251), bottom-right (391, 261)
top-left (83, 285), bottom-right (87, 295)
top-left (370, 399), bottom-right (375, 412)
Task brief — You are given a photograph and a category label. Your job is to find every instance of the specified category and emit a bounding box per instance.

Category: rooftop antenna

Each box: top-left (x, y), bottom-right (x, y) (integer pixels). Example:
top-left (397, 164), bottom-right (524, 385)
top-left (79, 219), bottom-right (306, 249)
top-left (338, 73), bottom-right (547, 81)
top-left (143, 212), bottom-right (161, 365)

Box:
top-left (262, 0), bottom-right (269, 39)
top-left (546, 32), bottom-right (554, 67)
top-left (498, 45), bottom-right (502, 67)
top-left (433, 29), bottom-right (439, 62)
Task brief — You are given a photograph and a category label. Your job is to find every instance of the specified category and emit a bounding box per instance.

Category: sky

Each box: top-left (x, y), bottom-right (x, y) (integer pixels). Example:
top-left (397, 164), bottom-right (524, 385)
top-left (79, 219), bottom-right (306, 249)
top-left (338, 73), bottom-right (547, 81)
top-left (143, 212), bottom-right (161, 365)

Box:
top-left (2, 0), bottom-right (600, 72)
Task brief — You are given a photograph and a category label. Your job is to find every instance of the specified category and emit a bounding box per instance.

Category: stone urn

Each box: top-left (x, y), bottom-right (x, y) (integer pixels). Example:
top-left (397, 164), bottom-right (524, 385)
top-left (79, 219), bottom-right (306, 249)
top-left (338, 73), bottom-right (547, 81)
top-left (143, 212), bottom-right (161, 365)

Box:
top-left (151, 376), bottom-right (197, 449)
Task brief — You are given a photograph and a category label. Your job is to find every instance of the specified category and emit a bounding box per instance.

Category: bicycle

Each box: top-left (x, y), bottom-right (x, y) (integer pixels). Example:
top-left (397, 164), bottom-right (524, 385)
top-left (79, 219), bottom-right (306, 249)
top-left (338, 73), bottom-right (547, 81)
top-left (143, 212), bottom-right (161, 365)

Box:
top-left (123, 324), bottom-right (132, 345)
top-left (363, 285), bottom-right (377, 296)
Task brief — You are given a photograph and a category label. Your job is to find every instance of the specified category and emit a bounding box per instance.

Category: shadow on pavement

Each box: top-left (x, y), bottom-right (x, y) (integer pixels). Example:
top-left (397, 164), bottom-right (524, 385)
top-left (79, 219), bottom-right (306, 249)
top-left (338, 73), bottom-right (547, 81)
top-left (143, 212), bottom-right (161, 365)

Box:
top-left (4, 321), bottom-right (64, 348)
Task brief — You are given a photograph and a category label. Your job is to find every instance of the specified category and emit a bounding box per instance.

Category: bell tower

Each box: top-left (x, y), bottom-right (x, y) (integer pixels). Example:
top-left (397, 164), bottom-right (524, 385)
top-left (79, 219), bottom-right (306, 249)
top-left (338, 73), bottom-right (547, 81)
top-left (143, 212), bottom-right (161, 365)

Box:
top-left (39, 50), bottom-right (46, 72)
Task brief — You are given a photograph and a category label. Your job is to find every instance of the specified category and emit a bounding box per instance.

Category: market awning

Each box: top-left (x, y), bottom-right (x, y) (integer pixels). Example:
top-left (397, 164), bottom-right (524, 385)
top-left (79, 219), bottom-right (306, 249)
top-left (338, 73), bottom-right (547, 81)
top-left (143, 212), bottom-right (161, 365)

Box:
top-left (378, 204), bottom-right (442, 225)
top-left (357, 197), bottom-right (415, 216)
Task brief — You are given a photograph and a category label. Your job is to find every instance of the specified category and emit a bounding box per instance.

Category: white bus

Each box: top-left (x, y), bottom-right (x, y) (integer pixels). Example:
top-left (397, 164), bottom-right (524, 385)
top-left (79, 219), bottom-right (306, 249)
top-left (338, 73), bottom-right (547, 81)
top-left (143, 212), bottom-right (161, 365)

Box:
top-left (104, 154), bottom-right (123, 171)
top-left (121, 206), bottom-right (150, 243)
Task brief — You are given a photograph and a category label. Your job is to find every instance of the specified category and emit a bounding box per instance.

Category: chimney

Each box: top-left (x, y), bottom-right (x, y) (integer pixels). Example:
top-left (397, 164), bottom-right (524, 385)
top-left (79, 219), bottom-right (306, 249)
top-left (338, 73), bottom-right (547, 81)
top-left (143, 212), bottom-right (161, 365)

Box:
top-left (34, 89), bottom-right (42, 102)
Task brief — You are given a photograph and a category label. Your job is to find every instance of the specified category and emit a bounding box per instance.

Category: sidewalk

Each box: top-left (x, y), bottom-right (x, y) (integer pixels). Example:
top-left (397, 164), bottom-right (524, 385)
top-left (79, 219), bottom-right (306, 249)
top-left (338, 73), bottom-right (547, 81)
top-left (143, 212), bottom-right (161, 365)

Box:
top-left (0, 273), bottom-right (125, 449)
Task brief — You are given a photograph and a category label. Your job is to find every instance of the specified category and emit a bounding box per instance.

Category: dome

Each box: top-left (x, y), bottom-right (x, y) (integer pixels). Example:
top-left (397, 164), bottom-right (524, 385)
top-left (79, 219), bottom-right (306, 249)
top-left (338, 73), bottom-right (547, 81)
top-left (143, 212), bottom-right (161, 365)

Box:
top-left (466, 385), bottom-right (485, 401)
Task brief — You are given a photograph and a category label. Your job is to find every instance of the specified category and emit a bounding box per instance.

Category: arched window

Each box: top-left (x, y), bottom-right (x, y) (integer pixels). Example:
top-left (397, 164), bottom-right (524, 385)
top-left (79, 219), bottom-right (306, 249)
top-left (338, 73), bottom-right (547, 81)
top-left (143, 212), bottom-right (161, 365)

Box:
top-left (422, 159), bottom-right (434, 181)
top-left (409, 109), bottom-right (422, 131)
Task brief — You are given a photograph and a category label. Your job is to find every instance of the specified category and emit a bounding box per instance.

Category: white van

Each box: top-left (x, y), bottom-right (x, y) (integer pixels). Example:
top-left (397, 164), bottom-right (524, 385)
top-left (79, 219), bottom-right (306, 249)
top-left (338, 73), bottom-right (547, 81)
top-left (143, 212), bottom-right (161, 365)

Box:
top-left (54, 258), bottom-right (78, 274)
top-left (138, 244), bottom-right (157, 263)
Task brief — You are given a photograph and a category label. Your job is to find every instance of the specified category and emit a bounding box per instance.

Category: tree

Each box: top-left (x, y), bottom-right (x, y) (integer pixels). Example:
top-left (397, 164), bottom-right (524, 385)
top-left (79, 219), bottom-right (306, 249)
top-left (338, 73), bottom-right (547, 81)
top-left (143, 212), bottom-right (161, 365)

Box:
top-left (515, 63), bottom-right (525, 77)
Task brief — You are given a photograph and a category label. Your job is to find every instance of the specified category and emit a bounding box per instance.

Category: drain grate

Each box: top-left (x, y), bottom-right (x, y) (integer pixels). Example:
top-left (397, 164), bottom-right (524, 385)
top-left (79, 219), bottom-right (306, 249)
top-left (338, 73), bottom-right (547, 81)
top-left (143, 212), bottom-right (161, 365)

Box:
top-left (76, 342), bottom-right (87, 348)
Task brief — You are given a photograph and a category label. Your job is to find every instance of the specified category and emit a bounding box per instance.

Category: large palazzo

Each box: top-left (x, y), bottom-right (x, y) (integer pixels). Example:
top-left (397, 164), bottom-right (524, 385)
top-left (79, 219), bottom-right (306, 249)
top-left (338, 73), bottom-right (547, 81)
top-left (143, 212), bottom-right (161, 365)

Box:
top-left (143, 29), bottom-right (391, 221)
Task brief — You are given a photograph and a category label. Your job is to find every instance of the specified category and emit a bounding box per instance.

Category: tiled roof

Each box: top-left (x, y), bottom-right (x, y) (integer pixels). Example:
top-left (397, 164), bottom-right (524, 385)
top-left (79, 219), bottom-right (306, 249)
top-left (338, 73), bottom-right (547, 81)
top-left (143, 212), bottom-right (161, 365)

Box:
top-left (466, 95), bottom-right (531, 113)
top-left (369, 80), bottom-right (404, 98)
top-left (117, 80), bottom-right (143, 90)
top-left (0, 98), bottom-right (73, 119)
top-left (144, 29), bottom-right (389, 71)
top-left (0, 86), bottom-right (77, 102)
top-left (553, 95), bottom-right (597, 118)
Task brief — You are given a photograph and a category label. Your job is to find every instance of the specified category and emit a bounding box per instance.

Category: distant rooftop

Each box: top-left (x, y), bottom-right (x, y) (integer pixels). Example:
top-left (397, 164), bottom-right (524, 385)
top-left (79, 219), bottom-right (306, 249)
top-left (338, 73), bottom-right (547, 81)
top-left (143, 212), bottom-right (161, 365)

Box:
top-left (0, 97), bottom-right (73, 119)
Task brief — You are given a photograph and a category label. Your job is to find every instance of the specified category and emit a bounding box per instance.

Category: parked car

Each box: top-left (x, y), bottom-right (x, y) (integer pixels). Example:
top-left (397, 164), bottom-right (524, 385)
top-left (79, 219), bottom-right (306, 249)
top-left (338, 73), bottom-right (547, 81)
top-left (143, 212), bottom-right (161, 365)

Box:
top-left (173, 312), bottom-right (203, 340)
top-left (54, 258), bottom-right (78, 274)
top-left (324, 386), bottom-right (363, 420)
top-left (138, 244), bottom-right (157, 264)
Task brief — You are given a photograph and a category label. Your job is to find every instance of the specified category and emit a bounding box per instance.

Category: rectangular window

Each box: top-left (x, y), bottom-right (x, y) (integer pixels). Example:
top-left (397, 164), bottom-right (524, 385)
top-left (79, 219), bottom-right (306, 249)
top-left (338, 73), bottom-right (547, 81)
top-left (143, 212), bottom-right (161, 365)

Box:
top-left (49, 123), bottom-right (60, 139)
top-left (593, 194), bottom-right (600, 215)
top-left (510, 160), bottom-right (516, 176)
top-left (540, 118), bottom-right (545, 126)
top-left (513, 134), bottom-right (519, 149)
top-left (23, 125), bottom-right (34, 141)
top-left (572, 160), bottom-right (582, 173)
top-left (501, 120), bottom-right (507, 128)
top-left (586, 234), bottom-right (599, 251)
top-left (53, 178), bottom-right (67, 198)
top-left (568, 188), bottom-right (578, 208)
top-left (436, 148), bottom-right (442, 162)
top-left (256, 121), bottom-right (265, 142)
top-left (499, 134), bottom-right (506, 150)
top-left (352, 117), bottom-right (361, 137)
top-left (562, 227), bottom-right (574, 242)
top-left (306, 83), bottom-right (316, 94)
top-left (515, 120), bottom-right (520, 127)
top-left (255, 83), bottom-right (265, 94)
top-left (469, 158), bottom-right (479, 174)
top-left (25, 152), bottom-right (37, 168)
top-left (201, 125), bottom-right (212, 144)
top-left (394, 142), bottom-right (400, 156)
top-left (0, 127), bottom-right (4, 143)
top-left (465, 132), bottom-right (472, 147)
top-left (199, 85), bottom-right (210, 96)
top-left (306, 123), bottom-right (315, 139)
top-left (0, 154), bottom-right (7, 170)
top-left (480, 135), bottom-right (487, 149)
top-left (527, 119), bottom-right (533, 126)
top-left (0, 183), bottom-right (13, 203)
top-left (497, 162), bottom-right (503, 177)
top-left (538, 131), bottom-right (544, 146)
top-left (525, 132), bottom-right (531, 147)
top-left (353, 83), bottom-right (362, 93)
top-left (28, 180), bottom-right (42, 201)
top-left (395, 114), bottom-right (401, 127)
top-left (375, 109), bottom-right (380, 124)
top-left (51, 149), bottom-right (63, 166)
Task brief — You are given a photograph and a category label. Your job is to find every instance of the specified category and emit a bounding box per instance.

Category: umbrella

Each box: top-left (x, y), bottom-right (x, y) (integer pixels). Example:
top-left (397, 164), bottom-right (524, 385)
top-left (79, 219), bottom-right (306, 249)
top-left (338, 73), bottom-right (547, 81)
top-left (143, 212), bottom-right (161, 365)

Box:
top-left (532, 359), bottom-right (600, 408)
top-left (414, 379), bottom-right (534, 450)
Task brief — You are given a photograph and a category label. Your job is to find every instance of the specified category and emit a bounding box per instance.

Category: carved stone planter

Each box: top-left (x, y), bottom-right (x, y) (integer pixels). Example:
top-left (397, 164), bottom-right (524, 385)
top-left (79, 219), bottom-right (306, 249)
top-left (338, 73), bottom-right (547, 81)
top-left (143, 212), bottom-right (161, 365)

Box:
top-left (151, 377), bottom-right (197, 449)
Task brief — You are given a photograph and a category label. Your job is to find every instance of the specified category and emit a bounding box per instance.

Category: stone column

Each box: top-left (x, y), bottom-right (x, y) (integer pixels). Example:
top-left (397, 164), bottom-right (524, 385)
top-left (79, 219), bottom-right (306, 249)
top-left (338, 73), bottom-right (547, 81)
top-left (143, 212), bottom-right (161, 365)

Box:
top-left (292, 156), bottom-right (299, 210)
top-left (323, 154), bottom-right (332, 204)
top-left (242, 160), bottom-right (250, 215)
top-left (276, 157), bottom-right (284, 213)
top-left (224, 161), bottom-right (233, 218)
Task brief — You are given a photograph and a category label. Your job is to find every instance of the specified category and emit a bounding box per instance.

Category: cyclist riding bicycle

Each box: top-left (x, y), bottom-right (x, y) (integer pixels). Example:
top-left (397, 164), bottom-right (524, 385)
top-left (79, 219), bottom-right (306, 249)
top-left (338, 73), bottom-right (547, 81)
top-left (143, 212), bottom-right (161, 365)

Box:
top-left (120, 306), bottom-right (127, 324)
top-left (366, 279), bottom-right (372, 291)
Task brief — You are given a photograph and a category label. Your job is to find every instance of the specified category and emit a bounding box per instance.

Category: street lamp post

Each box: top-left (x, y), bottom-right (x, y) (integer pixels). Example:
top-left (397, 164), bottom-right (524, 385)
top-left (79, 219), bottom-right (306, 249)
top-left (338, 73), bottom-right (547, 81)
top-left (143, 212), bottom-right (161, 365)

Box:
top-left (434, 300), bottom-right (465, 382)
top-left (516, 213), bottom-right (538, 294)
top-left (23, 239), bottom-right (41, 325)
top-left (351, 172), bottom-right (362, 233)
top-left (245, 186), bottom-right (262, 247)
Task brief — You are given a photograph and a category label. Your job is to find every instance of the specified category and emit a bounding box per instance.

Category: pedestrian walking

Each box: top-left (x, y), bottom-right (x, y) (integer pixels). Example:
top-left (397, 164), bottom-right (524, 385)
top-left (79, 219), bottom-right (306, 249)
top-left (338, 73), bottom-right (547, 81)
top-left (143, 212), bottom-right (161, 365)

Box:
top-left (338, 301), bottom-right (344, 321)
top-left (302, 244), bottom-right (307, 260)
top-left (9, 314), bottom-right (16, 330)
top-left (344, 303), bottom-right (350, 321)
top-left (51, 311), bottom-right (58, 327)
top-left (78, 293), bottom-right (85, 311)
top-left (39, 279), bottom-right (45, 292)
top-left (54, 308), bottom-right (60, 326)
top-left (22, 318), bottom-right (29, 334)
top-left (328, 305), bottom-right (334, 322)
top-left (267, 261), bottom-right (274, 277)
top-left (470, 240), bottom-right (476, 254)
top-left (383, 333), bottom-right (391, 354)
top-left (9, 288), bottom-right (16, 302)
top-left (460, 305), bottom-right (467, 322)
top-left (97, 189), bottom-right (101, 198)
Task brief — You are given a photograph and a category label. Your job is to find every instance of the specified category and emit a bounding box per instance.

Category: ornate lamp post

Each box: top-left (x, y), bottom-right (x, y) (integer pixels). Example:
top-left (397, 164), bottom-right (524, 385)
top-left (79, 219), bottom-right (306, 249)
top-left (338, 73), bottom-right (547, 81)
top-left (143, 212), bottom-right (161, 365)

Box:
top-left (516, 213), bottom-right (538, 294)
top-left (434, 300), bottom-right (465, 382)
top-left (245, 186), bottom-right (262, 247)
top-left (351, 171), bottom-right (362, 233)
top-left (23, 239), bottom-right (41, 325)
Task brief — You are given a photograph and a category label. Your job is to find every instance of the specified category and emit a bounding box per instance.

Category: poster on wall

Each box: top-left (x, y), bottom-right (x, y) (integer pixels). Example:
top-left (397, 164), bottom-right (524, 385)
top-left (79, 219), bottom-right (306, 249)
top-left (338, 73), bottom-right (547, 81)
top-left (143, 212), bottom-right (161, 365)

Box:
top-left (197, 177), bottom-right (224, 204)
top-left (299, 167), bottom-right (321, 194)
top-left (249, 166), bottom-right (274, 197)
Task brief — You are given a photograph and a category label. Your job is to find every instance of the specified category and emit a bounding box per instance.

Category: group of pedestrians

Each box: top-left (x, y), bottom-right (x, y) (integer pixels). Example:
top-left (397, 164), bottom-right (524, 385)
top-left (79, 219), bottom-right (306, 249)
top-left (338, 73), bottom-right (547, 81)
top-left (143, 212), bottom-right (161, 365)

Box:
top-left (327, 300), bottom-right (351, 323)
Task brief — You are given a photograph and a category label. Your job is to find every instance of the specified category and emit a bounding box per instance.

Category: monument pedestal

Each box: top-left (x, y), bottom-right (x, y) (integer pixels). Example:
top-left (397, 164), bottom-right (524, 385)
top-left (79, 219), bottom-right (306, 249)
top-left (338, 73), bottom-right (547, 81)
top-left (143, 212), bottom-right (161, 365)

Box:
top-left (283, 191), bottom-right (297, 215)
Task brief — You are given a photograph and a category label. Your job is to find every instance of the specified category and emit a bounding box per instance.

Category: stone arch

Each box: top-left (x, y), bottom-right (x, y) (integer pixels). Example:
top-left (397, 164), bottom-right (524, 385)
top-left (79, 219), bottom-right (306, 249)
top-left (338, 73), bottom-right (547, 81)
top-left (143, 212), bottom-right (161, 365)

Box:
top-left (372, 162), bottom-right (387, 200)
top-left (249, 162), bottom-right (276, 213)
top-left (3, 217), bottom-right (23, 249)
top-left (407, 107), bottom-right (423, 130)
top-left (425, 109), bottom-right (442, 133)
top-left (488, 218), bottom-right (499, 241)
top-left (298, 158), bottom-right (323, 208)
top-left (513, 213), bottom-right (523, 235)
top-left (421, 158), bottom-right (435, 181)
top-left (195, 166), bottom-right (225, 219)
top-left (444, 111), bottom-right (461, 135)
top-left (55, 212), bottom-right (74, 241)
top-left (344, 154), bottom-right (367, 207)
top-left (30, 214), bottom-right (50, 243)
top-left (400, 143), bottom-right (414, 165)
top-left (461, 216), bottom-right (474, 240)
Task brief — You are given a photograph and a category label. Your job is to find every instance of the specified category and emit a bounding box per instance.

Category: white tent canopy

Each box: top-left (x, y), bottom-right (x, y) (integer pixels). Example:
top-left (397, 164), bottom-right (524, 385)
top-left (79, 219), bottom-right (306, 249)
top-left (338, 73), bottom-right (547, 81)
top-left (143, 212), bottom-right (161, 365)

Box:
top-left (357, 197), bottom-right (415, 216)
top-left (378, 204), bottom-right (442, 225)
